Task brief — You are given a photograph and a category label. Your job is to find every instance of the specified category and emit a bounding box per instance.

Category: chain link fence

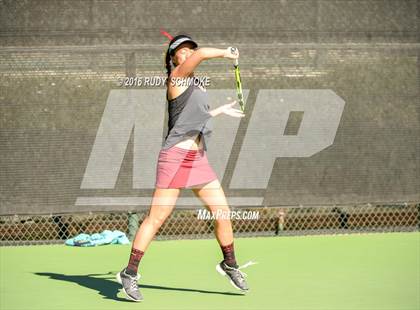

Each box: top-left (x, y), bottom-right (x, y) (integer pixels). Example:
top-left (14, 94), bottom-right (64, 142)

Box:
top-left (1, 203), bottom-right (418, 246)
top-left (2, 1), bottom-right (419, 247)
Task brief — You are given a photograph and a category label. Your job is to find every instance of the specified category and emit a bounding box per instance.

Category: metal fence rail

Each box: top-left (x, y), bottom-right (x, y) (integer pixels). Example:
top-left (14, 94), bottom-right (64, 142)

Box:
top-left (1, 203), bottom-right (418, 246)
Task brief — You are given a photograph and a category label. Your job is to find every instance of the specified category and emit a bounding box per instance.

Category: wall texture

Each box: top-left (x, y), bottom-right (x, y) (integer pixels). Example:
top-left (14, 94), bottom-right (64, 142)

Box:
top-left (0, 0), bottom-right (419, 214)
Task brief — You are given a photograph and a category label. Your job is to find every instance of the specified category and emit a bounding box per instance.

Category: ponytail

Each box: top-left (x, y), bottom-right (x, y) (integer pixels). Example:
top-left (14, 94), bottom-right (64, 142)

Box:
top-left (164, 34), bottom-right (196, 87)
top-left (164, 49), bottom-right (172, 86)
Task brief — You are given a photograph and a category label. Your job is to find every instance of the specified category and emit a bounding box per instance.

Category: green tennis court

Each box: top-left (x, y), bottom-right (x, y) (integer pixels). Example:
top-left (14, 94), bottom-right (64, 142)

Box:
top-left (1, 232), bottom-right (419, 310)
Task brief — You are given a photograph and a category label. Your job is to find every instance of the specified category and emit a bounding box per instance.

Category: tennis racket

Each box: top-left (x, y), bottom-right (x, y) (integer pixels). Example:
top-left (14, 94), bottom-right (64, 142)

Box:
top-left (230, 47), bottom-right (245, 112)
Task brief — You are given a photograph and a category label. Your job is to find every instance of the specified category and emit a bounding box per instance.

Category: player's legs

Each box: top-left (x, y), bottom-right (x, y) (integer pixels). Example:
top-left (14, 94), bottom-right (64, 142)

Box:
top-left (191, 179), bottom-right (233, 246)
top-left (132, 188), bottom-right (180, 251)
top-left (117, 188), bottom-right (180, 301)
top-left (191, 179), bottom-right (249, 291)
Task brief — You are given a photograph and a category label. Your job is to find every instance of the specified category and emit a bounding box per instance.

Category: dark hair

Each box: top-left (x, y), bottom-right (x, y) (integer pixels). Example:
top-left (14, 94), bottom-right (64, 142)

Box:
top-left (164, 34), bottom-right (197, 83)
top-left (164, 48), bottom-right (172, 79)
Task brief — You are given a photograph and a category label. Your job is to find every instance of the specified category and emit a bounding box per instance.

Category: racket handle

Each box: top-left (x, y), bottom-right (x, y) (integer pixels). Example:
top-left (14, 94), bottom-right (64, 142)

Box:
top-left (229, 47), bottom-right (239, 67)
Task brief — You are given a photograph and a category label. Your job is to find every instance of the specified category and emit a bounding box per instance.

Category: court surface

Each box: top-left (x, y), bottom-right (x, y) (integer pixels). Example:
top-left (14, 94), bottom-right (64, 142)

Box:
top-left (1, 232), bottom-right (419, 310)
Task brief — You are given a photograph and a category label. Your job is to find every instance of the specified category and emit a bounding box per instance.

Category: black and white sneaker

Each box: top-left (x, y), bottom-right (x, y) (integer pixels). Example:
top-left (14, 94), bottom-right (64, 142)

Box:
top-left (216, 260), bottom-right (257, 292)
top-left (116, 268), bottom-right (143, 302)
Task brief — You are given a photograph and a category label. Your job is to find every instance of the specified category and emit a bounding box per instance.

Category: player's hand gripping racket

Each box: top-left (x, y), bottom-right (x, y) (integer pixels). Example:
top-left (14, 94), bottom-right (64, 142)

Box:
top-left (230, 47), bottom-right (245, 112)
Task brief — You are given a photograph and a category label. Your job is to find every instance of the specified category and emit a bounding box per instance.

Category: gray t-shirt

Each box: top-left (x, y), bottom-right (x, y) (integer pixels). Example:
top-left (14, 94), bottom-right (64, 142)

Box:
top-left (162, 79), bottom-right (213, 151)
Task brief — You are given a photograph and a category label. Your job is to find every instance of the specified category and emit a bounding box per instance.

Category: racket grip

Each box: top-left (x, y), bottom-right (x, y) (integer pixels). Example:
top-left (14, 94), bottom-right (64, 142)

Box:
top-left (229, 47), bottom-right (239, 66)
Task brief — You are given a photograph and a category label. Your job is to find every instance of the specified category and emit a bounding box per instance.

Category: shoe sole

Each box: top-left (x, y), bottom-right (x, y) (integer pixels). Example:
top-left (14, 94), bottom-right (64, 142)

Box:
top-left (216, 264), bottom-right (249, 293)
top-left (116, 272), bottom-right (143, 302)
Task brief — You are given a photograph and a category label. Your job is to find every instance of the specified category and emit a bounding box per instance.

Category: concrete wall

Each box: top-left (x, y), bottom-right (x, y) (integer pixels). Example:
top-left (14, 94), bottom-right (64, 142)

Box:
top-left (0, 0), bottom-right (419, 214)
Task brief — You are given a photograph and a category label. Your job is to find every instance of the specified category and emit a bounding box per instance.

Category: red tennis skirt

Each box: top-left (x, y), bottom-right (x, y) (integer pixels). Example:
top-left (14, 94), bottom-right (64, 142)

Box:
top-left (155, 145), bottom-right (218, 189)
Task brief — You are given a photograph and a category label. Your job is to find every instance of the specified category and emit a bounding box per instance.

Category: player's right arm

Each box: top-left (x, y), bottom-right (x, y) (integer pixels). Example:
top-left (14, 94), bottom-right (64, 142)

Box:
top-left (172, 47), bottom-right (239, 78)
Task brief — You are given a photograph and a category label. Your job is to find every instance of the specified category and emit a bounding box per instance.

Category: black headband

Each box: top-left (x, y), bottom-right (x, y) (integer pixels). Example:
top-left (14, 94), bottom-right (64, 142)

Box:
top-left (168, 36), bottom-right (198, 55)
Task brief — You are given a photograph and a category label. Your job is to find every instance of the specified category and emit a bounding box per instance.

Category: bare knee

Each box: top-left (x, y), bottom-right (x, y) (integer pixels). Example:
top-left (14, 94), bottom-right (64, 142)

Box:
top-left (210, 205), bottom-right (233, 224)
top-left (156, 212), bottom-right (171, 225)
top-left (147, 212), bottom-right (169, 228)
top-left (209, 204), bottom-right (230, 213)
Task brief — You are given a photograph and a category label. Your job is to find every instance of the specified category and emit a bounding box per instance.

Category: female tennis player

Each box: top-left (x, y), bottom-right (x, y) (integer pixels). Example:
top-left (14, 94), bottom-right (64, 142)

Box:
top-left (117, 34), bottom-right (248, 302)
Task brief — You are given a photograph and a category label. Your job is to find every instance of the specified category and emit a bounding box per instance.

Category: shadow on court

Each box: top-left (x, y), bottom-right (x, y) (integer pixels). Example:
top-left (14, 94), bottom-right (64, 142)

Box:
top-left (34, 272), bottom-right (243, 301)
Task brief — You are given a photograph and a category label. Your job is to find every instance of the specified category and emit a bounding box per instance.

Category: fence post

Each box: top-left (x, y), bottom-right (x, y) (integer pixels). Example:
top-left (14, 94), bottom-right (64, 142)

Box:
top-left (127, 212), bottom-right (139, 242)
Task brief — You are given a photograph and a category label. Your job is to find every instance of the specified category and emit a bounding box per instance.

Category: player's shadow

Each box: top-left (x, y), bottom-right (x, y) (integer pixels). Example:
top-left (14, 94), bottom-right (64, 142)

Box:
top-left (35, 272), bottom-right (129, 302)
top-left (34, 272), bottom-right (243, 302)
